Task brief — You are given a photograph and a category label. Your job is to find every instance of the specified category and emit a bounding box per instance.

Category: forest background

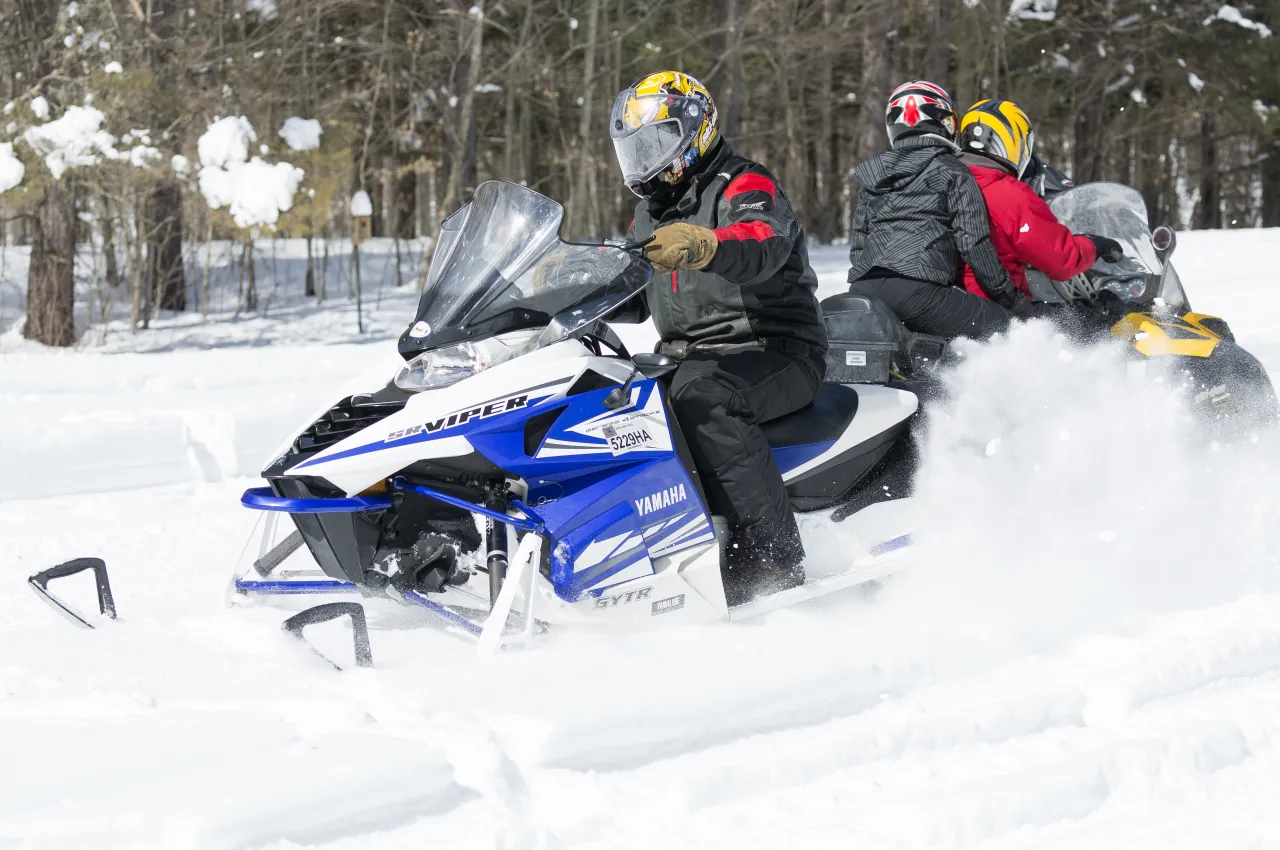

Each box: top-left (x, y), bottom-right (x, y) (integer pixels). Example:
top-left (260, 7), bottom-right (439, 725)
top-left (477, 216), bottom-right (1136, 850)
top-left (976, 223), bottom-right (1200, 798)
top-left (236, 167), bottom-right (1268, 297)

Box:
top-left (2, 0), bottom-right (1277, 344)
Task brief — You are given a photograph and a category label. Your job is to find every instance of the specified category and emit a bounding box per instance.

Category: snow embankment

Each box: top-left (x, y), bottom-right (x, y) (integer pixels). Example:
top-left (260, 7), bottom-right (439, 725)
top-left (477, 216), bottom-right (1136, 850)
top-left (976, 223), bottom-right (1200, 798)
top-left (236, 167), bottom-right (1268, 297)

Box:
top-left (0, 343), bottom-right (402, 500)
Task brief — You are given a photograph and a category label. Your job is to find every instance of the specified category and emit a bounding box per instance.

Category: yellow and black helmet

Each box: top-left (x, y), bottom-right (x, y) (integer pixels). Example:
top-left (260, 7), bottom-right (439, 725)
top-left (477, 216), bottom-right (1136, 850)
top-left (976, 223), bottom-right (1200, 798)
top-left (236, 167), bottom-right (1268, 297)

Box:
top-left (610, 71), bottom-right (719, 198)
top-left (959, 99), bottom-right (1034, 178)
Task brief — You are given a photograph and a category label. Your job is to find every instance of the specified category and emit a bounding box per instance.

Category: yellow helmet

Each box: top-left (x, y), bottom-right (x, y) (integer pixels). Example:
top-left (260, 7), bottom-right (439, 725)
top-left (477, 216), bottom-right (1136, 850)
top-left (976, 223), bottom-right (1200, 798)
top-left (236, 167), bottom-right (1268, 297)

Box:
top-left (959, 100), bottom-right (1034, 179)
top-left (610, 71), bottom-right (719, 198)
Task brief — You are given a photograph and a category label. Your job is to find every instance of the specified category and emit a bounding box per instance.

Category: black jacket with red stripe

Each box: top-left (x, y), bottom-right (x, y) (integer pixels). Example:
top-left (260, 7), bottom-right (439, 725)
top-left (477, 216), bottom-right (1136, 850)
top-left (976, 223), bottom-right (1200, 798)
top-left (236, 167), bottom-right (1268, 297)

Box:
top-left (624, 142), bottom-right (827, 358)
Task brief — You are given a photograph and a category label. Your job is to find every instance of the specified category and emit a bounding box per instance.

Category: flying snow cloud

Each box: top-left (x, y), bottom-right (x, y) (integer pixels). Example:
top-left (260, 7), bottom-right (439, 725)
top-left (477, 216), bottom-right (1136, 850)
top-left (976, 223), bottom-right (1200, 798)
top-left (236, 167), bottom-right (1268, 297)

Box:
top-left (197, 116), bottom-right (303, 228)
top-left (278, 117), bottom-right (322, 152)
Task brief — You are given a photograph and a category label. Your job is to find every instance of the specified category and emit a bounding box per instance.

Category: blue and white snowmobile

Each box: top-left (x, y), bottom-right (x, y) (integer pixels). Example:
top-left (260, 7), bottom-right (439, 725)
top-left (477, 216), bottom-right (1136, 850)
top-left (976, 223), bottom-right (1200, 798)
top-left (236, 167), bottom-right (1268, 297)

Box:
top-left (232, 181), bottom-right (919, 651)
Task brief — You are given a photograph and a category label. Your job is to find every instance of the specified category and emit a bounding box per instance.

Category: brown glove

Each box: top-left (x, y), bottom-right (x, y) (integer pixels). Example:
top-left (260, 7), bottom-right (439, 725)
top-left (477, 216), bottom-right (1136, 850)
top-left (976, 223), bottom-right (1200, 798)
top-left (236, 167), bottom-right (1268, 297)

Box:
top-left (645, 223), bottom-right (719, 271)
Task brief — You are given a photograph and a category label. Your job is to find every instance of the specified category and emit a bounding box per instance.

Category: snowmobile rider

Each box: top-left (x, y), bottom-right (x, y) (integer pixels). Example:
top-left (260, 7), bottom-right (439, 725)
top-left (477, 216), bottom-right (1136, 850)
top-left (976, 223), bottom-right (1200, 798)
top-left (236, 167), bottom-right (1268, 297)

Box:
top-left (954, 99), bottom-right (1123, 300)
top-left (846, 80), bottom-right (1029, 340)
top-left (608, 70), bottom-right (827, 605)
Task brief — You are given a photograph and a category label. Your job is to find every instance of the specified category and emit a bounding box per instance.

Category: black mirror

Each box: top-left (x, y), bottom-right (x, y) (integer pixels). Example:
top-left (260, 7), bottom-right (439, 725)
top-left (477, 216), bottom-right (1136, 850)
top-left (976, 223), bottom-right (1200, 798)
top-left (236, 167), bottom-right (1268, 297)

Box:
top-left (632, 352), bottom-right (678, 379)
top-left (1152, 225), bottom-right (1177, 257)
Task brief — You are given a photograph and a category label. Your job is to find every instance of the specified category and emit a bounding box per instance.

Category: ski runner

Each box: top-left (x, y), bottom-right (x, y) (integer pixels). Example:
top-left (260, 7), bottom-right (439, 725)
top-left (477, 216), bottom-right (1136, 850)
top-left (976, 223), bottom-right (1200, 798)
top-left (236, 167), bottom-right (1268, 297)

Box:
top-left (607, 70), bottom-right (827, 605)
top-left (846, 80), bottom-right (1031, 340)
top-left (954, 99), bottom-right (1123, 301)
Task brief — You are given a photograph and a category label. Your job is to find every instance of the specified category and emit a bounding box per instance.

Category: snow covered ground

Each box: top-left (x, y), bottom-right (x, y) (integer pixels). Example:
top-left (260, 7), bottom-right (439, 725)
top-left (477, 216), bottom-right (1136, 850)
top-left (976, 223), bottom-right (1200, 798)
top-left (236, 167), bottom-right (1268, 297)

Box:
top-left (4, 234), bottom-right (1280, 848)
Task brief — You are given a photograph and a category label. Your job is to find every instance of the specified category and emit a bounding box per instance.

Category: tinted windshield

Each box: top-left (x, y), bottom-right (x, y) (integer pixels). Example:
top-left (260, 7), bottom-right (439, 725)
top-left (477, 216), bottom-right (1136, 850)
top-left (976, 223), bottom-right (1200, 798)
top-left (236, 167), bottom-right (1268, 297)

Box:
top-left (1049, 183), bottom-right (1161, 274)
top-left (1047, 182), bottom-right (1187, 308)
top-left (399, 181), bottom-right (650, 359)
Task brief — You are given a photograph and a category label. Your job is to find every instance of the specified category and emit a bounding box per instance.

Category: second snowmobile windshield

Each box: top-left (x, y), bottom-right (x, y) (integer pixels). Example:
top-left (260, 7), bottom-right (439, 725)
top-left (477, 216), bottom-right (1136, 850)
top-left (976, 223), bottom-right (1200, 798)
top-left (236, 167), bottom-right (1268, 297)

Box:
top-left (405, 181), bottom-right (650, 356)
top-left (1049, 183), bottom-right (1163, 275)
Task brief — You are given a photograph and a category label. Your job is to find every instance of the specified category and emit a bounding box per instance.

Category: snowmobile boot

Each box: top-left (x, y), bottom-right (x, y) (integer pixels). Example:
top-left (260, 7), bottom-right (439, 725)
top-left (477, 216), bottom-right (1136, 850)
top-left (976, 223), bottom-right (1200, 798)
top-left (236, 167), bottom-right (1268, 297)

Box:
top-left (722, 514), bottom-right (806, 607)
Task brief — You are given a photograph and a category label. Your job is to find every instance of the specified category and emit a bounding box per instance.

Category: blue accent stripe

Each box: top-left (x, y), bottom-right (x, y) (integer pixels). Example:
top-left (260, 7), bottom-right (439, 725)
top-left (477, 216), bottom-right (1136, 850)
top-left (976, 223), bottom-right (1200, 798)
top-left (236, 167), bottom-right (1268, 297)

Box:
top-left (772, 440), bottom-right (838, 473)
top-left (869, 534), bottom-right (912, 557)
top-left (402, 591), bottom-right (484, 636)
top-left (241, 487), bottom-right (392, 513)
top-left (235, 579), bottom-right (358, 594)
top-left (391, 478), bottom-right (543, 532)
top-left (295, 387), bottom-right (563, 470)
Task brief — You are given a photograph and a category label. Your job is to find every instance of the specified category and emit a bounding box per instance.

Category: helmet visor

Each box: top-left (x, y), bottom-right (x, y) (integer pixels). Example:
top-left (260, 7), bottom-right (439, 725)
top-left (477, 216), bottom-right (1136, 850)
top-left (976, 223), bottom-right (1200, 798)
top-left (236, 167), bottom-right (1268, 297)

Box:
top-left (612, 118), bottom-right (686, 186)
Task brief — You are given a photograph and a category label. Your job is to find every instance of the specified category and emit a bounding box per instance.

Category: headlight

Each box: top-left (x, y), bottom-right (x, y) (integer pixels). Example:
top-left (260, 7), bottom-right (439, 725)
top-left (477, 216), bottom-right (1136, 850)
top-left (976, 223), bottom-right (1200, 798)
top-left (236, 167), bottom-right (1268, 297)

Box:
top-left (394, 330), bottom-right (539, 391)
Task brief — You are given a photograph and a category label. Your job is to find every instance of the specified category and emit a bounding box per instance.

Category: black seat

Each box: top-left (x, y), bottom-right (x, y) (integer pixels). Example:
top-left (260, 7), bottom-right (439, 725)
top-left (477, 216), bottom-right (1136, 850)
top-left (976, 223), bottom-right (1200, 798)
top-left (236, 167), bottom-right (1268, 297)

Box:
top-left (820, 293), bottom-right (877, 314)
top-left (760, 384), bottom-right (858, 448)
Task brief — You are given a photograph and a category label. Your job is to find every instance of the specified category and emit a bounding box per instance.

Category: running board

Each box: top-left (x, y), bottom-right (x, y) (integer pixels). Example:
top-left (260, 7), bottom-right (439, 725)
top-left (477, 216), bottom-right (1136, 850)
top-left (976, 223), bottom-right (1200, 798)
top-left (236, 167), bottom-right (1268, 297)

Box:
top-left (727, 556), bottom-right (902, 621)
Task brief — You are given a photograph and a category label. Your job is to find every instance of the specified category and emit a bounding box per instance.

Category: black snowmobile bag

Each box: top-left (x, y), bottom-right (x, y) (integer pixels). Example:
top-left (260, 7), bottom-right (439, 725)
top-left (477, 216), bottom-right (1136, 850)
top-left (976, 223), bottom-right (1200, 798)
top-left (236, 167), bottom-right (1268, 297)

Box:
top-left (819, 294), bottom-right (900, 383)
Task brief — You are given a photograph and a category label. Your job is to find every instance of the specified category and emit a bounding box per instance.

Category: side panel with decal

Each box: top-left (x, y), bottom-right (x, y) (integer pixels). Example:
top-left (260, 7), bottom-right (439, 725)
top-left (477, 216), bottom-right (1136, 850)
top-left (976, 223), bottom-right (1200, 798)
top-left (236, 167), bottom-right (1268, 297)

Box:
top-left (535, 380), bottom-right (674, 459)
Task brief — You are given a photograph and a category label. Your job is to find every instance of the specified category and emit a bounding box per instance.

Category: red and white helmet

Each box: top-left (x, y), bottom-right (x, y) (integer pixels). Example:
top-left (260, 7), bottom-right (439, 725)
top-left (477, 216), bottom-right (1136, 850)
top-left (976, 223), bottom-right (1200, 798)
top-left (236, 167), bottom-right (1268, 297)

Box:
top-left (884, 80), bottom-right (958, 148)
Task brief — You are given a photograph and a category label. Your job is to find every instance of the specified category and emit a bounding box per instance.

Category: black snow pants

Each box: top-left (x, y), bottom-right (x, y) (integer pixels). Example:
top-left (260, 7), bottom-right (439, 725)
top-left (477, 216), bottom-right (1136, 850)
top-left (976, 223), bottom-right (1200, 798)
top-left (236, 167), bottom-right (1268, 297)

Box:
top-left (667, 344), bottom-right (824, 566)
top-left (849, 275), bottom-right (1012, 341)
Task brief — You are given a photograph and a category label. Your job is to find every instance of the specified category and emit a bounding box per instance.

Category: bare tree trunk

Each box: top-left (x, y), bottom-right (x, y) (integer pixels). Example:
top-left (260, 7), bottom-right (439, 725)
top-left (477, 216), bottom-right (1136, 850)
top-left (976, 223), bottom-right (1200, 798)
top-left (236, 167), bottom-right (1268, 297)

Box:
top-left (319, 230), bottom-right (329, 303)
top-left (203, 222), bottom-right (212, 317)
top-left (444, 2), bottom-right (485, 213)
top-left (1194, 112), bottom-right (1221, 230)
top-left (779, 58), bottom-right (805, 216)
top-left (504, 0), bottom-right (534, 183)
top-left (305, 233), bottom-right (316, 297)
top-left (243, 234), bottom-right (257, 312)
top-left (98, 193), bottom-right (121, 290)
top-left (131, 197), bottom-right (145, 331)
top-left (925, 0), bottom-right (953, 92)
top-left (16, 0), bottom-right (76, 345)
top-left (855, 0), bottom-right (901, 162)
top-left (708, 0), bottom-right (744, 140)
top-left (1262, 139), bottom-right (1280, 228)
top-left (393, 164), bottom-right (416, 240)
top-left (145, 0), bottom-right (184, 312)
top-left (813, 0), bottom-right (838, 242)
top-left (25, 181), bottom-right (77, 347)
top-left (571, 0), bottom-right (602, 237)
top-left (146, 181), bottom-right (186, 311)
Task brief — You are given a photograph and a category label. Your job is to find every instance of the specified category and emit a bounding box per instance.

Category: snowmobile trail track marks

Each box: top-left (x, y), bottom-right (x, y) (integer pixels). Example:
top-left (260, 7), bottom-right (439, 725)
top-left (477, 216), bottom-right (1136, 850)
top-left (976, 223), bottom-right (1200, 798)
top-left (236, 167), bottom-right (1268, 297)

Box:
top-left (524, 596), bottom-right (1280, 848)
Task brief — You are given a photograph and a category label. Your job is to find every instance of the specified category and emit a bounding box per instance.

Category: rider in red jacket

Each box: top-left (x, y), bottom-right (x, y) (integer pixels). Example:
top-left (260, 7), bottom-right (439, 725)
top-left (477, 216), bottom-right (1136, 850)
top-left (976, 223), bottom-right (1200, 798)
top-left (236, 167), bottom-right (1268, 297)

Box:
top-left (955, 100), bottom-right (1121, 299)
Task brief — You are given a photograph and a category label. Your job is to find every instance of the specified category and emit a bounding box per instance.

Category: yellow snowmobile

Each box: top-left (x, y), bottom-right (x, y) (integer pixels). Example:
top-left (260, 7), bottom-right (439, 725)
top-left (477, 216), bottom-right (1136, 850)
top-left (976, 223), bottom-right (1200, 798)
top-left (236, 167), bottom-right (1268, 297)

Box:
top-left (1027, 182), bottom-right (1278, 439)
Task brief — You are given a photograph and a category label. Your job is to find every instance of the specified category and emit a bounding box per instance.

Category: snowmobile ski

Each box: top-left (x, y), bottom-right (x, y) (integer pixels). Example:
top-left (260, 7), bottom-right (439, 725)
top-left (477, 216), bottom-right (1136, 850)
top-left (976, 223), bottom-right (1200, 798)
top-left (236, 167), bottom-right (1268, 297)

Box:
top-left (281, 602), bottom-right (373, 670)
top-left (28, 558), bottom-right (117, 630)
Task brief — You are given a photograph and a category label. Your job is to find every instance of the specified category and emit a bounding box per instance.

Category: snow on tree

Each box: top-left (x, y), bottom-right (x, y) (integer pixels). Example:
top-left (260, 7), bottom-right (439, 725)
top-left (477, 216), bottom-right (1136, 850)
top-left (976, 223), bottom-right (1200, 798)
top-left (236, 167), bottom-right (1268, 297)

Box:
top-left (1009, 0), bottom-right (1056, 22)
top-left (22, 106), bottom-right (118, 179)
top-left (198, 116), bottom-right (256, 169)
top-left (350, 189), bottom-right (373, 216)
top-left (278, 117), bottom-right (322, 152)
top-left (103, 61), bottom-right (123, 74)
top-left (0, 142), bottom-right (24, 192)
top-left (1204, 5), bottom-right (1272, 38)
top-left (19, 107), bottom-right (164, 179)
top-left (30, 97), bottom-right (49, 119)
top-left (197, 117), bottom-right (303, 228)
top-left (246, 0), bottom-right (278, 18)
